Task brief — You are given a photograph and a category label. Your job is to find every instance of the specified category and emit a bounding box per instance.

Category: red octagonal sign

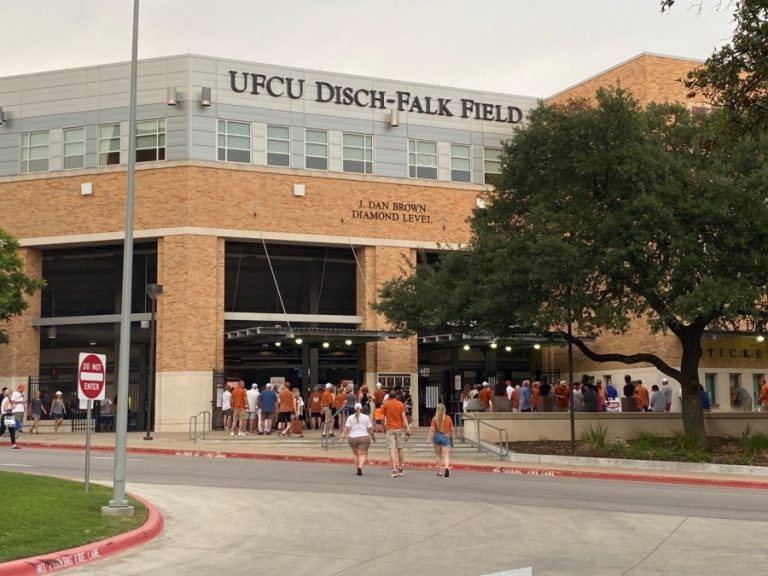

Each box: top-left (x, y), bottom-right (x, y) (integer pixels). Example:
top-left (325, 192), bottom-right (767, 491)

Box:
top-left (78, 352), bottom-right (106, 401)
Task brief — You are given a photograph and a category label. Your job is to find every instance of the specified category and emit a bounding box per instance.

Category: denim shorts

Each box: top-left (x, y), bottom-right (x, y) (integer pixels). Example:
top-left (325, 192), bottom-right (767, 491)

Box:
top-left (433, 432), bottom-right (451, 446)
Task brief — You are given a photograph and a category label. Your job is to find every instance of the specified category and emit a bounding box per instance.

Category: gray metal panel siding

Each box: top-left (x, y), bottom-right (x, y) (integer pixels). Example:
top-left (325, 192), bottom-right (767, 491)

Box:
top-left (166, 115), bottom-right (189, 161)
top-left (0, 134), bottom-right (17, 177)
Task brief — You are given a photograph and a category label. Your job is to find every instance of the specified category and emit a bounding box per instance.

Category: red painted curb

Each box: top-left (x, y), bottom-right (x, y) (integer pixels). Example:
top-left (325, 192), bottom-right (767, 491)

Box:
top-left (0, 492), bottom-right (164, 576)
top-left (19, 440), bottom-right (768, 491)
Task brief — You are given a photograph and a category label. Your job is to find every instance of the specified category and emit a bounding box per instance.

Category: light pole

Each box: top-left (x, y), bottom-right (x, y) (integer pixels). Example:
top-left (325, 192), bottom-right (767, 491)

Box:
top-left (144, 284), bottom-right (162, 441)
top-left (567, 285), bottom-right (576, 453)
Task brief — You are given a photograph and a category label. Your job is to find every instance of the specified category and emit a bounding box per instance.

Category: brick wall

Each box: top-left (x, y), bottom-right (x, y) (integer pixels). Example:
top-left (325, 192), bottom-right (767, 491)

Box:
top-left (0, 248), bottom-right (42, 377)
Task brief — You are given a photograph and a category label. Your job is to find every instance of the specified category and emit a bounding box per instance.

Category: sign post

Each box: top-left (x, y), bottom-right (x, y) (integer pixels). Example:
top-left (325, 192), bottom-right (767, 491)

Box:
top-left (78, 352), bottom-right (106, 494)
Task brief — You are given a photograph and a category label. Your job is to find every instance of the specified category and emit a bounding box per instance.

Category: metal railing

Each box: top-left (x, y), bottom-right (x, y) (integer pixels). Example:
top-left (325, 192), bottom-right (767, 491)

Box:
top-left (462, 416), bottom-right (509, 460)
top-left (188, 410), bottom-right (211, 443)
top-left (320, 407), bottom-right (346, 450)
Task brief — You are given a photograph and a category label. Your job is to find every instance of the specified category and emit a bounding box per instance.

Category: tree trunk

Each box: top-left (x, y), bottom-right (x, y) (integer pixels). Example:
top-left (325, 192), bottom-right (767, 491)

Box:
top-left (678, 330), bottom-right (706, 446)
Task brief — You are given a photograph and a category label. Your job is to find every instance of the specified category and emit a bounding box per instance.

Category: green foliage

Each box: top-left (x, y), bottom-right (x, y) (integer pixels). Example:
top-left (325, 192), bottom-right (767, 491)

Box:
top-left (0, 471), bottom-right (146, 562)
top-left (741, 431), bottom-right (768, 456)
top-left (579, 424), bottom-right (609, 450)
top-left (685, 1), bottom-right (768, 132)
top-left (0, 228), bottom-right (45, 344)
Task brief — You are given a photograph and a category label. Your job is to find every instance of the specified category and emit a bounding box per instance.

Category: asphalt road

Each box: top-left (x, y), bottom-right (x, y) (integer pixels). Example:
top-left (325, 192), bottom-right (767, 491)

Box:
top-left (4, 449), bottom-right (768, 575)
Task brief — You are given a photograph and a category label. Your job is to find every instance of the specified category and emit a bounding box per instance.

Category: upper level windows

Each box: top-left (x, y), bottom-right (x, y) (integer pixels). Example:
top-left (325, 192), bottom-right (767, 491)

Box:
top-left (343, 132), bottom-right (373, 174)
top-left (305, 129), bottom-right (328, 170)
top-left (408, 139), bottom-right (437, 180)
top-left (217, 120), bottom-right (251, 163)
top-left (63, 127), bottom-right (85, 169)
top-left (20, 131), bottom-right (49, 173)
top-left (136, 119), bottom-right (165, 162)
top-left (99, 124), bottom-right (121, 166)
top-left (267, 125), bottom-right (290, 167)
top-left (450, 144), bottom-right (471, 183)
top-left (483, 147), bottom-right (502, 185)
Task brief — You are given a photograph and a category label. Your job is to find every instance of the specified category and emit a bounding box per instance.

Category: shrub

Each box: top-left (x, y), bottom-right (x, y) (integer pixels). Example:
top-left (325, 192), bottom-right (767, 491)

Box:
top-left (580, 424), bottom-right (608, 450)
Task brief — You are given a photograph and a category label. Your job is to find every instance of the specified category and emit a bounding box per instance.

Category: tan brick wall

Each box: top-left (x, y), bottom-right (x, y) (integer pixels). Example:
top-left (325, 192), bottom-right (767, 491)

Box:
top-left (358, 246), bottom-right (418, 374)
top-left (0, 166), bottom-right (478, 246)
top-left (157, 235), bottom-right (222, 372)
top-left (0, 248), bottom-right (42, 377)
top-left (547, 54), bottom-right (711, 108)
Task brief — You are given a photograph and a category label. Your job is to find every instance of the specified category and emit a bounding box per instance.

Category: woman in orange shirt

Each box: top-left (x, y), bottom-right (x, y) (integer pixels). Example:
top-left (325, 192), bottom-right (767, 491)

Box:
top-left (426, 403), bottom-right (454, 477)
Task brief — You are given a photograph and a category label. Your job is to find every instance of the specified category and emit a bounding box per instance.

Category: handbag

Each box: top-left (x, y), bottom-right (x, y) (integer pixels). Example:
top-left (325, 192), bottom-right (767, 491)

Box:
top-left (3, 415), bottom-right (15, 428)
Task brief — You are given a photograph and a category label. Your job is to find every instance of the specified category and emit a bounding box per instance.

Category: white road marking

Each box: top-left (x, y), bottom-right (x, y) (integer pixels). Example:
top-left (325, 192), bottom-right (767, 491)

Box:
top-left (0, 463), bottom-right (32, 468)
top-left (482, 569), bottom-right (533, 576)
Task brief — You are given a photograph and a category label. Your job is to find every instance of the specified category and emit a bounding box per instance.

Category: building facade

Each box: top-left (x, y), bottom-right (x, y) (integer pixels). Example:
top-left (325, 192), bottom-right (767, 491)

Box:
top-left (0, 54), bottom-right (538, 430)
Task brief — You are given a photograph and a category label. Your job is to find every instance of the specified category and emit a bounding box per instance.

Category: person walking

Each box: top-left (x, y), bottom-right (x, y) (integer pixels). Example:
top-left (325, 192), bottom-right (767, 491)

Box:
top-left (29, 390), bottom-right (47, 434)
top-left (50, 391), bottom-right (67, 433)
top-left (2, 388), bottom-right (20, 449)
top-left (382, 390), bottom-right (411, 478)
top-left (339, 402), bottom-right (375, 476)
top-left (427, 403), bottom-right (453, 477)
top-left (11, 384), bottom-right (26, 434)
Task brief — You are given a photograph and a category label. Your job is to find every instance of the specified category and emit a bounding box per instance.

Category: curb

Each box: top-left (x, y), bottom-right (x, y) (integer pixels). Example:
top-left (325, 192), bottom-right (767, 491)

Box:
top-left (19, 440), bottom-right (768, 490)
top-left (0, 492), bottom-right (164, 576)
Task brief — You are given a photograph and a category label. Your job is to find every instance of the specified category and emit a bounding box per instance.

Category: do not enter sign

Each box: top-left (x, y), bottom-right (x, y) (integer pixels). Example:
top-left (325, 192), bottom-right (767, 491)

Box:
top-left (78, 353), bottom-right (107, 401)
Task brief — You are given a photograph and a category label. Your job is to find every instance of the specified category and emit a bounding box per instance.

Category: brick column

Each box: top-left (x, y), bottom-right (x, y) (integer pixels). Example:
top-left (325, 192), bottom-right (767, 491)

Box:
top-left (357, 245), bottom-right (419, 421)
top-left (154, 235), bottom-right (224, 431)
top-left (0, 248), bottom-right (42, 388)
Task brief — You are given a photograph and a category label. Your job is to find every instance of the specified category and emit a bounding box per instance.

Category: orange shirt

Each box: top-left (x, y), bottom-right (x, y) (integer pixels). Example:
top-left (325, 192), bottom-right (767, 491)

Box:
top-left (478, 387), bottom-right (492, 408)
top-left (382, 398), bottom-right (406, 430)
top-left (278, 389), bottom-right (295, 412)
top-left (430, 415), bottom-right (453, 435)
top-left (320, 390), bottom-right (334, 408)
top-left (373, 389), bottom-right (385, 406)
top-left (334, 389), bottom-right (346, 409)
top-left (511, 388), bottom-right (520, 410)
top-left (760, 383), bottom-right (768, 406)
top-left (554, 384), bottom-right (569, 409)
top-left (634, 385), bottom-right (650, 409)
top-left (231, 387), bottom-right (247, 409)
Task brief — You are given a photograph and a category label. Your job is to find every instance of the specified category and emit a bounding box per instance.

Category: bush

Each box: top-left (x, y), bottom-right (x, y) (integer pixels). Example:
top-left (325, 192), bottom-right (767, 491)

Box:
top-left (580, 424), bottom-right (608, 450)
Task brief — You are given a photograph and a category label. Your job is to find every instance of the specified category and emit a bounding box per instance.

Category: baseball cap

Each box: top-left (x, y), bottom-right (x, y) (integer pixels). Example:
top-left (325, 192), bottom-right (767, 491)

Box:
top-left (325, 383), bottom-right (333, 389)
top-left (376, 382), bottom-right (383, 389)
top-left (55, 390), bottom-right (63, 395)
top-left (354, 402), bottom-right (363, 411)
top-left (251, 383), bottom-right (258, 389)
top-left (661, 378), bottom-right (669, 383)
top-left (482, 381), bottom-right (490, 387)
top-left (266, 383), bottom-right (273, 389)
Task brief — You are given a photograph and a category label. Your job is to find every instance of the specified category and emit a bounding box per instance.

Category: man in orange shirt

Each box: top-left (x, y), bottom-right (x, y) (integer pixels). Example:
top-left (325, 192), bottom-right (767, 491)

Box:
top-left (230, 380), bottom-right (248, 436)
top-left (373, 382), bottom-right (386, 408)
top-left (382, 390), bottom-right (411, 477)
top-left (554, 380), bottom-right (569, 412)
top-left (760, 376), bottom-right (768, 412)
top-left (277, 382), bottom-right (296, 436)
top-left (478, 382), bottom-right (493, 411)
top-left (634, 379), bottom-right (650, 412)
top-left (321, 383), bottom-right (335, 437)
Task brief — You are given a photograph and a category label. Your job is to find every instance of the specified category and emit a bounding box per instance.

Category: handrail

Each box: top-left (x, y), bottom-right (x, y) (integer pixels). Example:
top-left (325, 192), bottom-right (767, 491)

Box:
top-left (188, 410), bottom-right (211, 443)
top-left (462, 415), bottom-right (509, 460)
top-left (321, 406), bottom-right (346, 450)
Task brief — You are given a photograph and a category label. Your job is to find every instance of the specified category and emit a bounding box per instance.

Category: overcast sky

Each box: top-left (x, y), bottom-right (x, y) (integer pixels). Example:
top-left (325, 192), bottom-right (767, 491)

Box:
top-left (1, 0), bottom-right (735, 97)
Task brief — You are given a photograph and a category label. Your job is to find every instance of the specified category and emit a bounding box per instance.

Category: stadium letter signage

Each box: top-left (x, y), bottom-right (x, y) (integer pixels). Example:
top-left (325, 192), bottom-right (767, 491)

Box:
top-left (229, 71), bottom-right (523, 125)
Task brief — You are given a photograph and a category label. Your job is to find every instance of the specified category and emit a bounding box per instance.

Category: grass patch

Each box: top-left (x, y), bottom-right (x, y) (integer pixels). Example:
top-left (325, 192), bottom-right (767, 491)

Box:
top-left (0, 471), bottom-right (147, 562)
top-left (579, 424), bottom-right (608, 450)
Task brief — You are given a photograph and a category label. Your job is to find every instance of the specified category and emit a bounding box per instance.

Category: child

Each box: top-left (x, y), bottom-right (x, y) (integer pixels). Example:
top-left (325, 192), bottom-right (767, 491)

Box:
top-left (374, 406), bottom-right (384, 433)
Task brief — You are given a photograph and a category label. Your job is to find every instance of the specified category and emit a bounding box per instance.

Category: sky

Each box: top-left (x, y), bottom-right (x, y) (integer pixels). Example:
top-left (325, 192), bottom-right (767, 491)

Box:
top-left (0, 0), bottom-right (736, 98)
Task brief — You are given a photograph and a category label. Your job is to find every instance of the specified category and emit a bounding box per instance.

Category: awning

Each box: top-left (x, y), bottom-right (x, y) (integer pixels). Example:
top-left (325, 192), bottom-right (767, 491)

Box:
top-left (225, 326), bottom-right (404, 345)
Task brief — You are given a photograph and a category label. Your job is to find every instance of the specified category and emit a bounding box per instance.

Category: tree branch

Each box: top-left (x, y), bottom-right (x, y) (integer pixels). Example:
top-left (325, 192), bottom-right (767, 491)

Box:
top-left (559, 330), bottom-right (688, 383)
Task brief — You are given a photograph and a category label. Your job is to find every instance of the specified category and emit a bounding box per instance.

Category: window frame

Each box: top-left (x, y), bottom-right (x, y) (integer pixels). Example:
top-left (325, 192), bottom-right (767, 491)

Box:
top-left (304, 128), bottom-right (328, 171)
top-left (450, 143), bottom-right (471, 183)
top-left (98, 123), bottom-right (121, 166)
top-left (266, 124), bottom-right (291, 167)
top-left (342, 132), bottom-right (373, 175)
top-left (62, 126), bottom-right (86, 170)
top-left (483, 146), bottom-right (502, 185)
top-left (20, 130), bottom-right (50, 173)
top-left (408, 139), bottom-right (438, 180)
top-left (135, 118), bottom-right (166, 163)
top-left (217, 120), bottom-right (252, 164)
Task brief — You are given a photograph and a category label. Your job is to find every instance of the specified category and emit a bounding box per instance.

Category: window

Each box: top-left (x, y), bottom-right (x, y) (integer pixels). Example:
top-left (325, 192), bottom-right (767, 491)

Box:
top-left (450, 144), bottom-right (471, 183)
top-left (305, 129), bottom-right (328, 170)
top-left (136, 119), bottom-right (166, 162)
top-left (343, 132), bottom-right (373, 174)
top-left (483, 147), bottom-right (502, 185)
top-left (266, 125), bottom-right (290, 166)
top-left (63, 127), bottom-right (85, 169)
top-left (99, 124), bottom-right (121, 166)
top-left (20, 131), bottom-right (49, 173)
top-left (217, 120), bottom-right (251, 163)
top-left (408, 139), bottom-right (437, 179)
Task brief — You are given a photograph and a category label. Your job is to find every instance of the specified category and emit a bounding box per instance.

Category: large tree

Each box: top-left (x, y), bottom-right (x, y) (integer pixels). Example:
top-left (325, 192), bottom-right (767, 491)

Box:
top-left (375, 89), bottom-right (768, 442)
top-left (0, 229), bottom-right (44, 344)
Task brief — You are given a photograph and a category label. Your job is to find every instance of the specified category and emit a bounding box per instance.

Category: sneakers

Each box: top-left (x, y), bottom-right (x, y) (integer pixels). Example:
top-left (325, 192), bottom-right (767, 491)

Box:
top-left (397, 469), bottom-right (404, 477)
top-left (230, 432), bottom-right (235, 436)
top-left (356, 468), bottom-right (362, 476)
top-left (11, 445), bottom-right (20, 449)
top-left (238, 432), bottom-right (244, 437)
top-left (391, 471), bottom-right (399, 478)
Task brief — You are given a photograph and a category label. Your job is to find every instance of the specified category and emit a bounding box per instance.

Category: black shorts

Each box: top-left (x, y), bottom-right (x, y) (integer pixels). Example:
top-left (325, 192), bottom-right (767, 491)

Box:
top-left (278, 412), bottom-right (292, 423)
top-left (310, 412), bottom-right (321, 418)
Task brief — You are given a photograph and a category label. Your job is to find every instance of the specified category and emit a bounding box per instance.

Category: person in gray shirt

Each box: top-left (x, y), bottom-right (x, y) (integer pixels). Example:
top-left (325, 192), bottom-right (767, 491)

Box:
top-left (661, 378), bottom-right (673, 412)
top-left (650, 385), bottom-right (666, 413)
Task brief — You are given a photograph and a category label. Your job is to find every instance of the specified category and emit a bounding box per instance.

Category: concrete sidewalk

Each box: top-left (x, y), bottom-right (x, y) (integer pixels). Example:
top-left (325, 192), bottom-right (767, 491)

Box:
top-left (11, 427), bottom-right (768, 489)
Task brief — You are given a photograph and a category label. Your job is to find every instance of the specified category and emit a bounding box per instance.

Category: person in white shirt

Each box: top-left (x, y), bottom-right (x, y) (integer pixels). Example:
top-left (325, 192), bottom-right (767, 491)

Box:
top-left (339, 402), bottom-right (375, 476)
top-left (221, 385), bottom-right (233, 431)
top-left (505, 379), bottom-right (514, 401)
top-left (11, 384), bottom-right (26, 434)
top-left (661, 378), bottom-right (673, 412)
top-left (246, 383), bottom-right (260, 434)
